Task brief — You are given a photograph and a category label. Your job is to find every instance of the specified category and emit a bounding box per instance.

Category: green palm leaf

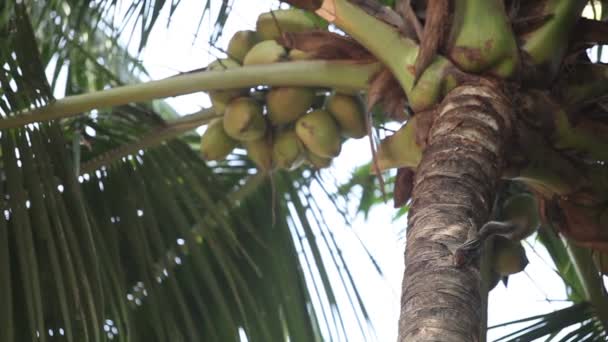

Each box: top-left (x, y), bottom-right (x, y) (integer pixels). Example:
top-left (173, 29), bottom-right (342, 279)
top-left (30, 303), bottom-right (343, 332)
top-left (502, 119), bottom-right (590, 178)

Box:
top-left (491, 303), bottom-right (606, 342)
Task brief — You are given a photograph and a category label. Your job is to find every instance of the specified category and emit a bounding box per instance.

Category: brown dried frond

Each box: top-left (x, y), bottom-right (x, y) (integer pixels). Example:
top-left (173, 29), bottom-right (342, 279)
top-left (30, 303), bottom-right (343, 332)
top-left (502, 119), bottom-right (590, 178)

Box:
top-left (413, 0), bottom-right (448, 85)
top-left (394, 167), bottom-right (415, 208)
top-left (278, 31), bottom-right (375, 62)
top-left (368, 68), bottom-right (408, 122)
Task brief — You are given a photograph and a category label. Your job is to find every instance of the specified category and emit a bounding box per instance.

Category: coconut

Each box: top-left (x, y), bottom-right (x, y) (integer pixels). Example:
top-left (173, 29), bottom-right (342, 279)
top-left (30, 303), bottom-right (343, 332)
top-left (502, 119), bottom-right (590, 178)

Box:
top-left (244, 136), bottom-right (273, 172)
top-left (295, 109), bottom-right (341, 158)
top-left (227, 30), bottom-right (261, 63)
top-left (272, 129), bottom-right (304, 170)
top-left (242, 40), bottom-right (287, 66)
top-left (200, 119), bottom-right (237, 161)
top-left (223, 97), bottom-right (267, 141)
top-left (266, 87), bottom-right (315, 125)
top-left (492, 238), bottom-right (528, 277)
top-left (326, 93), bottom-right (367, 138)
top-left (256, 9), bottom-right (317, 41)
top-left (306, 151), bottom-right (332, 169)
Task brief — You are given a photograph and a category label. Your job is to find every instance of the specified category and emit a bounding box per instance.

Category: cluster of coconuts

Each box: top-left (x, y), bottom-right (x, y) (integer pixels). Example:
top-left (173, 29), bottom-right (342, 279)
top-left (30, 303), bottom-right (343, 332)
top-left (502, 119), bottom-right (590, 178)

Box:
top-left (200, 9), bottom-right (367, 172)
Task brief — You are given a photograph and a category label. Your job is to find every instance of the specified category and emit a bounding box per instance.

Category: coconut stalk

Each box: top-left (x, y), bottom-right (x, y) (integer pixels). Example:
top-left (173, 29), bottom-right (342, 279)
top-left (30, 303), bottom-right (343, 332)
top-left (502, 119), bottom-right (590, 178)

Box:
top-left (449, 0), bottom-right (518, 76)
top-left (312, 0), bottom-right (458, 110)
top-left (1, 61), bottom-right (380, 129)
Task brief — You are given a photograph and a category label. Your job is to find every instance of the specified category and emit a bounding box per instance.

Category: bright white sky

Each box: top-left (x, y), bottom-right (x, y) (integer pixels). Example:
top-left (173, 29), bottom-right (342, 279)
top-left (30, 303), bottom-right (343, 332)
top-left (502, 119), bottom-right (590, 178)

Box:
top-left (60, 0), bottom-right (606, 341)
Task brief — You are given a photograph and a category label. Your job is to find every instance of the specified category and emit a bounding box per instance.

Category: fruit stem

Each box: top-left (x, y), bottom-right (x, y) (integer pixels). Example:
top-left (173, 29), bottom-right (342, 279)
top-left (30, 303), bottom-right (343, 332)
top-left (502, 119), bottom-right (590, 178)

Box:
top-left (522, 0), bottom-right (587, 78)
top-left (316, 0), bottom-right (454, 110)
top-left (449, 0), bottom-right (518, 77)
top-left (2, 61), bottom-right (381, 129)
top-left (80, 108), bottom-right (219, 174)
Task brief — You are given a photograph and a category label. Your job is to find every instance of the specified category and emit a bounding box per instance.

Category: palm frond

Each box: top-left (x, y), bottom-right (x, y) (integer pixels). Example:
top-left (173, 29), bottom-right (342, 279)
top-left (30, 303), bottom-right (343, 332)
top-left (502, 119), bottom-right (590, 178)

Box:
top-left (491, 302), bottom-right (607, 342)
top-left (0, 2), bottom-right (52, 114)
top-left (0, 2), bottom-right (375, 341)
top-left (537, 225), bottom-right (586, 301)
top-left (338, 162), bottom-right (407, 221)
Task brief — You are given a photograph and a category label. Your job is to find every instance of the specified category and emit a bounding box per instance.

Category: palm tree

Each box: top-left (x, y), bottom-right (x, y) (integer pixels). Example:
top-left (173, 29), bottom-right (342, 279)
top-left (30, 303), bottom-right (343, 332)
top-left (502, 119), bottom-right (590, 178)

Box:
top-left (1, 0), bottom-right (607, 341)
top-left (0, 1), bottom-right (375, 341)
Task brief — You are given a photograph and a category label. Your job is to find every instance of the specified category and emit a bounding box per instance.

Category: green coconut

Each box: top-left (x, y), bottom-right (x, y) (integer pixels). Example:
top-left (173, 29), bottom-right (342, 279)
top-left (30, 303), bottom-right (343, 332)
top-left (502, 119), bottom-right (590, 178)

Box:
top-left (227, 30), bottom-right (261, 63)
top-left (326, 93), bottom-right (367, 138)
top-left (272, 129), bottom-right (304, 170)
top-left (244, 136), bottom-right (273, 172)
top-left (242, 40), bottom-right (287, 66)
top-left (306, 151), bottom-right (332, 169)
top-left (492, 238), bottom-right (529, 277)
top-left (200, 119), bottom-right (237, 161)
top-left (295, 109), bottom-right (341, 158)
top-left (223, 97), bottom-right (267, 141)
top-left (266, 87), bottom-right (315, 125)
top-left (256, 9), bottom-right (317, 41)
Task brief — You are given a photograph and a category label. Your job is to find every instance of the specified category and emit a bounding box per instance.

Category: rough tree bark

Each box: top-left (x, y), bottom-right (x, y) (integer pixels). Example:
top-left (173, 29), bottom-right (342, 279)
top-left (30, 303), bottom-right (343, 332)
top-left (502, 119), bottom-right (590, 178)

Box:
top-left (398, 81), bottom-right (513, 341)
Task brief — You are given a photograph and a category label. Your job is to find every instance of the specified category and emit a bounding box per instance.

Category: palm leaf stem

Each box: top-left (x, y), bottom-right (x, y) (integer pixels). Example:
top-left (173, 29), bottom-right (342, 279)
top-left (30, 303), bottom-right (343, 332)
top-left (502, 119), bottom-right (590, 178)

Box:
top-left (562, 238), bottom-right (608, 331)
top-left (80, 108), bottom-right (219, 174)
top-left (2, 61), bottom-right (380, 129)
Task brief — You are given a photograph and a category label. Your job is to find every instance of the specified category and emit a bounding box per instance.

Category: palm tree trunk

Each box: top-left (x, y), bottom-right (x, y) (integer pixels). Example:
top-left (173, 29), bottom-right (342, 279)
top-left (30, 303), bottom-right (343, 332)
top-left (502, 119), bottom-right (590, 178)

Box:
top-left (398, 81), bottom-right (513, 341)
